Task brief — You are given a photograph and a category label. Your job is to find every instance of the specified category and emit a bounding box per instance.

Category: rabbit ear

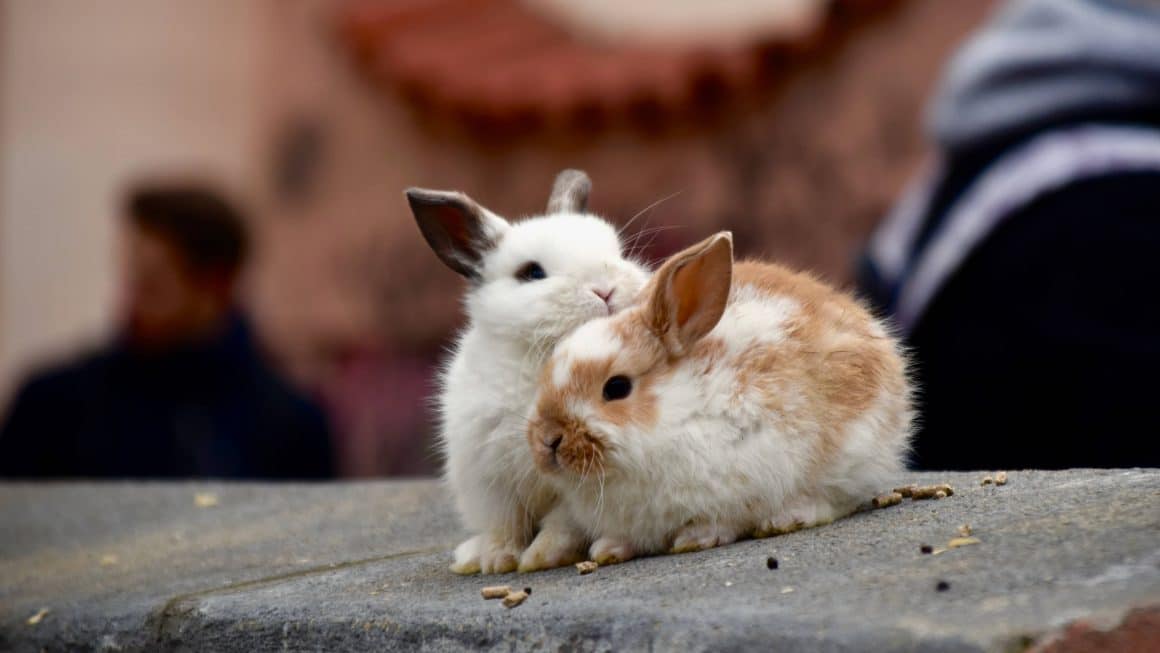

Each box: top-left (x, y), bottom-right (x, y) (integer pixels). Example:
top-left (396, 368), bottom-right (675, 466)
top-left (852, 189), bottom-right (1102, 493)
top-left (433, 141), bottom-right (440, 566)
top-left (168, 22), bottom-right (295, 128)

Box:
top-left (546, 169), bottom-right (591, 214)
top-left (647, 232), bottom-right (733, 356)
top-left (406, 188), bottom-right (509, 281)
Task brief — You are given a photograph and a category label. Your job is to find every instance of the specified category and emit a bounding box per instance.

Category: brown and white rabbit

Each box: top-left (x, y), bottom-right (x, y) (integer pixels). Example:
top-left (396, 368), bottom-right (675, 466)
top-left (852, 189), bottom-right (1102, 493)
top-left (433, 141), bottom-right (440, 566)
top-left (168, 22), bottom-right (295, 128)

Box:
top-left (525, 232), bottom-right (912, 566)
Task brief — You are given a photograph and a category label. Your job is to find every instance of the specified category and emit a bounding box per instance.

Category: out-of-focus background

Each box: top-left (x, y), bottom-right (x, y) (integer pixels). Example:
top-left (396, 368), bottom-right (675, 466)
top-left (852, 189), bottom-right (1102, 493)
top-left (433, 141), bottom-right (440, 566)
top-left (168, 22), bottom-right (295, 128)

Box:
top-left (0, 0), bottom-right (1026, 477)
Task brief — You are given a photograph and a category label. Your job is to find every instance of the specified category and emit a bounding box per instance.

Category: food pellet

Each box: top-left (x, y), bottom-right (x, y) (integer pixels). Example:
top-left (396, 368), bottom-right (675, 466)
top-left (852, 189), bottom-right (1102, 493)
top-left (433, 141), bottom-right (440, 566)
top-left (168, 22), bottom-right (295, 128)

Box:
top-left (947, 536), bottom-right (981, 549)
top-left (981, 476), bottom-right (994, 486)
top-left (920, 544), bottom-right (934, 554)
top-left (995, 471), bottom-right (1008, 486)
top-left (766, 556), bottom-right (779, 570)
top-left (523, 587), bottom-right (532, 596)
top-left (481, 585), bottom-right (512, 600)
top-left (872, 492), bottom-right (903, 508)
top-left (957, 524), bottom-right (972, 537)
top-left (502, 590), bottom-right (528, 608)
top-left (26, 608), bottom-right (49, 626)
top-left (936, 580), bottom-right (950, 592)
top-left (911, 484), bottom-right (955, 500)
top-left (576, 561), bottom-right (599, 575)
top-left (893, 484), bottom-right (918, 497)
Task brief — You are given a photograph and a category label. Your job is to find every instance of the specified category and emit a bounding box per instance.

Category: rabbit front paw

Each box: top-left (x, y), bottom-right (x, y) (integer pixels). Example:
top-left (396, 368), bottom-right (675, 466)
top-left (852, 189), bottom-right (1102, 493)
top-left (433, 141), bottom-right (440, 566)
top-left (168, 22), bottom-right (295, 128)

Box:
top-left (753, 495), bottom-right (842, 538)
top-left (518, 525), bottom-right (586, 572)
top-left (670, 521), bottom-right (740, 554)
top-left (589, 536), bottom-right (635, 565)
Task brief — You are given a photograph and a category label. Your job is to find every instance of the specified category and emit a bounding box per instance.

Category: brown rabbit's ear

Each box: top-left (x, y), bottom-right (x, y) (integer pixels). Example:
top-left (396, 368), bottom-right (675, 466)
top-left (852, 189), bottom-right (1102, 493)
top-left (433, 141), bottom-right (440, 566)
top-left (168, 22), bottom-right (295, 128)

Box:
top-left (546, 169), bottom-right (591, 214)
top-left (647, 232), bottom-right (733, 356)
top-left (405, 188), bottom-right (509, 281)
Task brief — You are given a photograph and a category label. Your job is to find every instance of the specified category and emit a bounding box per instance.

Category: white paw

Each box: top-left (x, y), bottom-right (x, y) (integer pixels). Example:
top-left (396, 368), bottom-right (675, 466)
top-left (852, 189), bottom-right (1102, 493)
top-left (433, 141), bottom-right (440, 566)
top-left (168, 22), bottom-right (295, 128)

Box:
top-left (518, 527), bottom-right (586, 572)
top-left (670, 521), bottom-right (739, 554)
top-left (753, 496), bottom-right (841, 538)
top-left (450, 535), bottom-right (482, 574)
top-left (589, 536), bottom-right (635, 565)
top-left (478, 535), bottom-right (522, 575)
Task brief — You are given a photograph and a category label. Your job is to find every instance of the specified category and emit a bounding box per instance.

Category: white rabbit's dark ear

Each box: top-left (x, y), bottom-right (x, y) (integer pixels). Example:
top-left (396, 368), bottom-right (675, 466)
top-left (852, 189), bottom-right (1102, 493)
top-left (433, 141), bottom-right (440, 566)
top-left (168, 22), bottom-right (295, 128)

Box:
top-left (406, 188), bottom-right (509, 280)
top-left (647, 232), bottom-right (733, 356)
top-left (547, 169), bottom-right (591, 214)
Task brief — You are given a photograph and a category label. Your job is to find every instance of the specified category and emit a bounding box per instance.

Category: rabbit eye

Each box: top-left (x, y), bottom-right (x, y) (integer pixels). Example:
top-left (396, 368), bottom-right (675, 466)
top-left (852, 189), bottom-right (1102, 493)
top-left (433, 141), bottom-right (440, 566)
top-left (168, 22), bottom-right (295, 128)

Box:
top-left (516, 261), bottom-right (547, 282)
top-left (602, 375), bottom-right (632, 401)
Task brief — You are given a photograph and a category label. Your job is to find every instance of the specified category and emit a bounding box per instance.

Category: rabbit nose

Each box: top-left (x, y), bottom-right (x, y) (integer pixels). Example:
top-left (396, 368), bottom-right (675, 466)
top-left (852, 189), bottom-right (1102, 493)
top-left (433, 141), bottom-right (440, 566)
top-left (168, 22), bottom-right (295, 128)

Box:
top-left (591, 287), bottom-right (614, 305)
top-left (547, 434), bottom-right (563, 452)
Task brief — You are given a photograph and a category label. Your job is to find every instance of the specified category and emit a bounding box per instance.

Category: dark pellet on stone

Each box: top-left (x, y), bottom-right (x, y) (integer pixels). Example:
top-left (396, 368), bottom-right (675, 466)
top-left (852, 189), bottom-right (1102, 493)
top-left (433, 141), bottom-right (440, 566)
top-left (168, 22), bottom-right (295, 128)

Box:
top-left (936, 580), bottom-right (950, 592)
top-left (766, 557), bottom-right (779, 570)
top-left (524, 587), bottom-right (532, 595)
top-left (920, 544), bottom-right (934, 554)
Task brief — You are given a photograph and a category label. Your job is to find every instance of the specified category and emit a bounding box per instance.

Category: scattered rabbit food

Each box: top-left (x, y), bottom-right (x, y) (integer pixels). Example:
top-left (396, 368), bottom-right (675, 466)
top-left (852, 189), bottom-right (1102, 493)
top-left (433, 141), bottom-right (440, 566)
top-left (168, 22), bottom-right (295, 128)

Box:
top-left (872, 492), bottom-right (903, 508)
top-left (981, 471), bottom-right (1009, 486)
top-left (910, 484), bottom-right (955, 500)
top-left (936, 580), bottom-right (951, 592)
top-left (481, 585), bottom-right (511, 600)
top-left (576, 561), bottom-right (599, 575)
top-left (502, 590), bottom-right (529, 609)
top-left (920, 544), bottom-right (934, 555)
top-left (957, 524), bottom-right (972, 537)
top-left (893, 484), bottom-right (918, 497)
top-left (947, 537), bottom-right (981, 549)
top-left (766, 556), bottom-right (779, 570)
top-left (880, 483), bottom-right (955, 505)
top-left (481, 585), bottom-right (530, 609)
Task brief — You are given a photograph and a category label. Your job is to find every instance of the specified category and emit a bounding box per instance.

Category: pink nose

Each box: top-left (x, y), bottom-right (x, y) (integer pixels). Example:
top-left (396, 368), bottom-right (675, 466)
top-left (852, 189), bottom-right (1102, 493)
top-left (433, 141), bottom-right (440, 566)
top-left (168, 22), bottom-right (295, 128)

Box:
top-left (592, 287), bottom-right (614, 305)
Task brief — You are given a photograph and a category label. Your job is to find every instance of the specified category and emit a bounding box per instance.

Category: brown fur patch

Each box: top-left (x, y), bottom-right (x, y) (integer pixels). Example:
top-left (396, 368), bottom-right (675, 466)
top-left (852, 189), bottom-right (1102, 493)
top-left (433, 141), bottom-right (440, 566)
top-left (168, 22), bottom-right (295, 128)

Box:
top-left (724, 261), bottom-right (904, 474)
top-left (531, 321), bottom-right (668, 476)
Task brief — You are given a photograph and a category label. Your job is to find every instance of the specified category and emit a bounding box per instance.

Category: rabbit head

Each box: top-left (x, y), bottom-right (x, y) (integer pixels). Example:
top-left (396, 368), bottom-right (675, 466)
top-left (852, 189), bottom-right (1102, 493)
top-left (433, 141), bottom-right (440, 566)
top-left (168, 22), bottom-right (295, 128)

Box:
top-left (527, 232), bottom-right (733, 477)
top-left (406, 170), bottom-right (649, 345)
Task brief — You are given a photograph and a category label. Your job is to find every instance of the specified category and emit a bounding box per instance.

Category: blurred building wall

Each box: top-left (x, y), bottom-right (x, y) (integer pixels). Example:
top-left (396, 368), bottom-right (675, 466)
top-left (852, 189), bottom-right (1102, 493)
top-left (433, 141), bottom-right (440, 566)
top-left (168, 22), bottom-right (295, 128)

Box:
top-left (0, 0), bottom-right (271, 403)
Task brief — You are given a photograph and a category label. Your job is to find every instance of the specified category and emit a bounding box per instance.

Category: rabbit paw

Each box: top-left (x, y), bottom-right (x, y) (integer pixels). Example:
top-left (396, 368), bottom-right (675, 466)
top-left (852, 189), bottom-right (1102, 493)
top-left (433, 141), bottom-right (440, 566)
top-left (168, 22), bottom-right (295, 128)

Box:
top-left (753, 496), bottom-right (840, 538)
top-left (670, 521), bottom-right (739, 554)
top-left (452, 533), bottom-right (522, 575)
top-left (519, 525), bottom-right (586, 572)
top-left (479, 535), bottom-right (522, 574)
top-left (589, 536), bottom-right (635, 565)
top-left (449, 535), bottom-right (483, 574)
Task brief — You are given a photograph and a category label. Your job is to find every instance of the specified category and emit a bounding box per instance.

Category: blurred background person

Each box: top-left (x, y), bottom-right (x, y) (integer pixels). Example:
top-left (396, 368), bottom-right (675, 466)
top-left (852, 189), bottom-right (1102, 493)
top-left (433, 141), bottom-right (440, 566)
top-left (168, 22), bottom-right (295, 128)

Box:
top-left (860, 0), bottom-right (1160, 469)
top-left (0, 183), bottom-right (334, 478)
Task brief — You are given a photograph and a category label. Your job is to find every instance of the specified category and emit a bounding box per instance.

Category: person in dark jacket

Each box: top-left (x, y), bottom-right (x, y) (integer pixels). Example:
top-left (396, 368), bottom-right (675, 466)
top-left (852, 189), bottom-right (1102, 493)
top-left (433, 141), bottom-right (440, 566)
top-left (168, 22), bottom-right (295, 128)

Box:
top-left (0, 183), bottom-right (334, 478)
top-left (860, 0), bottom-right (1160, 470)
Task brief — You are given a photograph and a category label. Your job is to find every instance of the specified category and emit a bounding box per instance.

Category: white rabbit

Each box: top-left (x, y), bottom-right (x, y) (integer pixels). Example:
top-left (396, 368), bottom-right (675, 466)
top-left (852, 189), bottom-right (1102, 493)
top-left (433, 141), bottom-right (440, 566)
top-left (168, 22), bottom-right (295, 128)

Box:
top-left (406, 170), bottom-right (650, 574)
top-left (526, 232), bottom-right (912, 566)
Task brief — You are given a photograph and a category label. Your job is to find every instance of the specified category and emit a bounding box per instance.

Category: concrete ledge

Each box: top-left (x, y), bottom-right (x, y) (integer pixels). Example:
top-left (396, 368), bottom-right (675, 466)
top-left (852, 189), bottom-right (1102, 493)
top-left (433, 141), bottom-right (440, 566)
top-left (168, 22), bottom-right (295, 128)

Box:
top-left (1, 470), bottom-right (1158, 652)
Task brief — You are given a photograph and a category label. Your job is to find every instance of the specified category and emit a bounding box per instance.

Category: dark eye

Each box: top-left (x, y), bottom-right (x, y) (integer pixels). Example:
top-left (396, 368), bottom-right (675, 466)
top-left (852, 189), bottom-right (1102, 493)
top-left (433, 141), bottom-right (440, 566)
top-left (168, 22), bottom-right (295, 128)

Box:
top-left (602, 375), bottom-right (632, 401)
top-left (516, 261), bottom-right (547, 282)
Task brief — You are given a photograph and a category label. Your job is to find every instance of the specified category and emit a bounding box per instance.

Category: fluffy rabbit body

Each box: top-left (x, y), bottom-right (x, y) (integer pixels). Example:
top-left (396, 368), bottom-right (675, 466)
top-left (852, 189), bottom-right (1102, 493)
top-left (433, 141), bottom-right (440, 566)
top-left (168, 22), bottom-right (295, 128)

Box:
top-left (406, 171), bottom-right (649, 573)
top-left (527, 233), bottom-right (911, 564)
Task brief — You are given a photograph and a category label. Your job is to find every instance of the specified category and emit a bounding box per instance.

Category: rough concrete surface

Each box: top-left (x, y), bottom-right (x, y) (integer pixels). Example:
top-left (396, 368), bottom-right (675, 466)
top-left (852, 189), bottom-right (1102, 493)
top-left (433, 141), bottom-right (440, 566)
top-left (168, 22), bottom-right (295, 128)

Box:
top-left (1, 470), bottom-right (1157, 652)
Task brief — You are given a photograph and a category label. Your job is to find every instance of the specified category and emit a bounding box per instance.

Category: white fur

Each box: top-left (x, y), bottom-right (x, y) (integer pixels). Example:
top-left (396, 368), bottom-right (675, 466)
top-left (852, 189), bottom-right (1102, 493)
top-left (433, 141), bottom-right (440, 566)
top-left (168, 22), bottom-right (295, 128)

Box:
top-left (541, 278), bottom-right (913, 559)
top-left (439, 211), bottom-right (649, 573)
